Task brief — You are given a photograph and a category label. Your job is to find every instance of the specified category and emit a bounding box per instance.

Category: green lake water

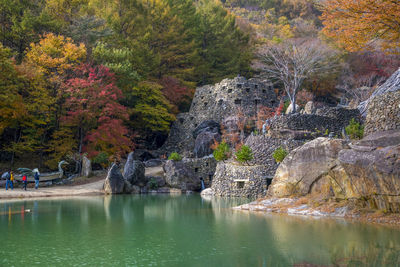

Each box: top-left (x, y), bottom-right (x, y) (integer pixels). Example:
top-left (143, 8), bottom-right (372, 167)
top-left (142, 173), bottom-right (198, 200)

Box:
top-left (1, 195), bottom-right (400, 267)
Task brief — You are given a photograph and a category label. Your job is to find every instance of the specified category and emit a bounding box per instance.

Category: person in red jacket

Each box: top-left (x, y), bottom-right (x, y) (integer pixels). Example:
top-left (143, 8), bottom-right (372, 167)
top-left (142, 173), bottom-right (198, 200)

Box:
top-left (22, 175), bottom-right (27, 191)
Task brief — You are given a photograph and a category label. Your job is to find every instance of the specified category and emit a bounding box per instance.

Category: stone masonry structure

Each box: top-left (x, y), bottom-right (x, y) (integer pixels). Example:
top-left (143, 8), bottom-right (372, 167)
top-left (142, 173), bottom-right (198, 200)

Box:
top-left (161, 76), bottom-right (277, 156)
top-left (211, 162), bottom-right (269, 198)
top-left (365, 90), bottom-right (400, 136)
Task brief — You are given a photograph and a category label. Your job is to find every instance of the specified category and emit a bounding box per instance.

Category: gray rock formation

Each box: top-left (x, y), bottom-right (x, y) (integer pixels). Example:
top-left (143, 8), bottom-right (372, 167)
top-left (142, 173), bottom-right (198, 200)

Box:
top-left (211, 162), bottom-right (269, 198)
top-left (358, 68), bottom-right (400, 117)
top-left (81, 156), bottom-right (92, 177)
top-left (194, 131), bottom-right (220, 158)
top-left (164, 160), bottom-right (200, 191)
top-left (267, 137), bottom-right (347, 198)
top-left (144, 159), bottom-right (164, 168)
top-left (123, 152), bottom-right (146, 186)
top-left (329, 130), bottom-right (400, 212)
top-left (200, 188), bottom-right (214, 197)
top-left (267, 130), bottom-right (400, 212)
top-left (104, 163), bottom-right (125, 194)
top-left (161, 76), bottom-right (277, 155)
top-left (303, 101), bottom-right (315, 114)
top-left (193, 120), bottom-right (220, 139)
top-left (285, 103), bottom-right (300, 114)
top-left (164, 156), bottom-right (217, 191)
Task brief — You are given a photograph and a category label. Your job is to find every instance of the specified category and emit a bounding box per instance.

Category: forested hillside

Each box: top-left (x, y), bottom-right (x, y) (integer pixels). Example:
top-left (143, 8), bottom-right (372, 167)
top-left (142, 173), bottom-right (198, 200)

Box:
top-left (1, 0), bottom-right (399, 171)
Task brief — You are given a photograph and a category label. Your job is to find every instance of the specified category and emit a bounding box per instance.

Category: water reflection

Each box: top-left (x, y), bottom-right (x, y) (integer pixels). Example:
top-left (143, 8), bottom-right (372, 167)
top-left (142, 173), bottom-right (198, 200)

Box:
top-left (0, 195), bottom-right (399, 267)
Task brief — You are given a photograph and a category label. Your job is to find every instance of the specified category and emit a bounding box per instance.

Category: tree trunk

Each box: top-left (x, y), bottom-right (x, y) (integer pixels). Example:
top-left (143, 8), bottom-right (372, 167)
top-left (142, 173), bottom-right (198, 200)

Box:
top-left (292, 93), bottom-right (297, 114)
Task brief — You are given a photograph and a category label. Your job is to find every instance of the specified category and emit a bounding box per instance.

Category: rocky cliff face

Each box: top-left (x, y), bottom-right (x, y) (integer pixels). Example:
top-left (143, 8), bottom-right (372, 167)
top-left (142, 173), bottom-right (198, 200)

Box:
top-left (267, 130), bottom-right (400, 212)
top-left (329, 130), bottom-right (400, 212)
top-left (267, 138), bottom-right (348, 198)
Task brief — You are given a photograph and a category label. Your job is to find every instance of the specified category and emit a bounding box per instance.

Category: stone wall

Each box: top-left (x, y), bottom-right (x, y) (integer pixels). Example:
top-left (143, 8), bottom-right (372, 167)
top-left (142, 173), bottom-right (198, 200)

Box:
top-left (211, 162), bottom-right (269, 198)
top-left (244, 135), bottom-right (304, 177)
top-left (268, 108), bottom-right (360, 139)
top-left (364, 90), bottom-right (400, 136)
top-left (161, 76), bottom-right (277, 155)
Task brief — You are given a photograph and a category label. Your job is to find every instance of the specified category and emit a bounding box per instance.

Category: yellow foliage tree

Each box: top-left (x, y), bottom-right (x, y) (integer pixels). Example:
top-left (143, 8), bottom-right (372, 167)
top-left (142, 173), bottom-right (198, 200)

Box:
top-left (320, 0), bottom-right (400, 54)
top-left (25, 33), bottom-right (86, 84)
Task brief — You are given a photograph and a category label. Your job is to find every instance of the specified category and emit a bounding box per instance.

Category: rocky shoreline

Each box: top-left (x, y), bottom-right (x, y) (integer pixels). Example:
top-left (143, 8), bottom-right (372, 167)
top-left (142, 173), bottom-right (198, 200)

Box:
top-left (234, 197), bottom-right (400, 226)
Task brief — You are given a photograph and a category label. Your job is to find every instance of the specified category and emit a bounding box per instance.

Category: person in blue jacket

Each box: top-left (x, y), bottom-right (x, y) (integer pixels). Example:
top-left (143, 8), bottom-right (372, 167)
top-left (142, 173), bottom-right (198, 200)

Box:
top-left (33, 169), bottom-right (40, 189)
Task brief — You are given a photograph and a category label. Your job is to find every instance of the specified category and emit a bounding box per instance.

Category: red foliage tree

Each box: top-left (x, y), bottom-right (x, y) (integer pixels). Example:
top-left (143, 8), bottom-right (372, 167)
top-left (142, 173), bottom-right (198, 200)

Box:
top-left (62, 64), bottom-right (133, 158)
top-left (159, 76), bottom-right (193, 113)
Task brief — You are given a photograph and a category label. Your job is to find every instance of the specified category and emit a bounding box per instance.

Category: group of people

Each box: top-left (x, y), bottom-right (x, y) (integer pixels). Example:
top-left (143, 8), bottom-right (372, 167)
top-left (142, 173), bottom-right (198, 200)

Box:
top-left (1, 169), bottom-right (41, 191)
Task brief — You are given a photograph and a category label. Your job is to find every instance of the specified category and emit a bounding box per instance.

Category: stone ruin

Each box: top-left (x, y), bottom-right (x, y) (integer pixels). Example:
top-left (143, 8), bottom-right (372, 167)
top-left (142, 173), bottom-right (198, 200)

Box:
top-left (161, 76), bottom-right (278, 156)
top-left (159, 75), bottom-right (364, 196)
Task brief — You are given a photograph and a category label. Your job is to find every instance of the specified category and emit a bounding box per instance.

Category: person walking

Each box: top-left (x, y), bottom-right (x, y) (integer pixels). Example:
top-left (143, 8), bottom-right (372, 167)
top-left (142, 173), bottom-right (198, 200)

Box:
top-left (33, 169), bottom-right (40, 189)
top-left (9, 171), bottom-right (14, 190)
top-left (22, 175), bottom-right (27, 191)
top-left (4, 171), bottom-right (11, 190)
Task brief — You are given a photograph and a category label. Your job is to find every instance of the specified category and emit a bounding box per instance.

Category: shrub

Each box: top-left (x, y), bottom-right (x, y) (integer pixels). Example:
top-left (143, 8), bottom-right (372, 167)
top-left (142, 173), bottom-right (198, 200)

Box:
top-left (235, 145), bottom-right (253, 164)
top-left (345, 118), bottom-right (364, 139)
top-left (168, 152), bottom-right (182, 161)
top-left (148, 178), bottom-right (158, 190)
top-left (213, 141), bottom-right (231, 161)
top-left (283, 100), bottom-right (290, 113)
top-left (92, 152), bottom-right (109, 169)
top-left (273, 147), bottom-right (288, 163)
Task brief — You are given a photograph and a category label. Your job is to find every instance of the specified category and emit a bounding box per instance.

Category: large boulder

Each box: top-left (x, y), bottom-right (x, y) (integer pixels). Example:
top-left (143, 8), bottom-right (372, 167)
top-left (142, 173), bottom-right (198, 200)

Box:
top-left (358, 68), bottom-right (400, 116)
top-left (104, 163), bottom-right (125, 194)
top-left (164, 160), bottom-right (201, 191)
top-left (193, 131), bottom-right (220, 158)
top-left (285, 103), bottom-right (300, 114)
top-left (192, 120), bottom-right (220, 139)
top-left (303, 101), bottom-right (315, 114)
top-left (267, 137), bottom-right (348, 198)
top-left (81, 156), bottom-right (92, 177)
top-left (123, 152), bottom-right (146, 186)
top-left (211, 162), bottom-right (269, 198)
top-left (328, 130), bottom-right (400, 212)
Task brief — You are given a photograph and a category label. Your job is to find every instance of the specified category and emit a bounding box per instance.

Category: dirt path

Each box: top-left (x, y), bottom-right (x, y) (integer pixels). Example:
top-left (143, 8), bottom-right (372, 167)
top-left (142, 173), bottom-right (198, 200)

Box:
top-left (0, 179), bottom-right (105, 200)
top-left (0, 166), bottom-right (165, 201)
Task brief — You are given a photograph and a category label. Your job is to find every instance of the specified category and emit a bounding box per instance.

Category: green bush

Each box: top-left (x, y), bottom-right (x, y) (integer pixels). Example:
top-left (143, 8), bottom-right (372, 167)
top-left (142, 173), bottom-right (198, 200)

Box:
top-left (213, 141), bottom-right (231, 161)
top-left (345, 118), bottom-right (364, 139)
top-left (272, 147), bottom-right (288, 163)
top-left (168, 152), bottom-right (182, 161)
top-left (283, 100), bottom-right (290, 113)
top-left (235, 145), bottom-right (253, 164)
top-left (92, 152), bottom-right (109, 168)
top-left (148, 178), bottom-right (158, 190)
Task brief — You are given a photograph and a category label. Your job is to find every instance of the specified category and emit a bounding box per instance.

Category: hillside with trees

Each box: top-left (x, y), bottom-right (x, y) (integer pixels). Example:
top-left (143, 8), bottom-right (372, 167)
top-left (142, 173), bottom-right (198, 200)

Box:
top-left (0, 0), bottom-right (399, 171)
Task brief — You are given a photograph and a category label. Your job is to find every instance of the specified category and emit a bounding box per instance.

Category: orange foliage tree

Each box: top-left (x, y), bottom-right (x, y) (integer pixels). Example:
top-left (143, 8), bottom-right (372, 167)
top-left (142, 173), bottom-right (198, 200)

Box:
top-left (320, 0), bottom-right (400, 54)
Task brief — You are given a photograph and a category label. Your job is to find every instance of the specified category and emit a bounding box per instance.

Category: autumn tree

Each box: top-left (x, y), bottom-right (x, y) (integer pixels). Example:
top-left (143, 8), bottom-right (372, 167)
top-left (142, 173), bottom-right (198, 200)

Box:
top-left (129, 81), bottom-right (175, 143)
top-left (61, 64), bottom-right (133, 159)
top-left (0, 0), bottom-right (59, 61)
top-left (0, 44), bottom-right (53, 167)
top-left (259, 39), bottom-right (338, 113)
top-left (320, 0), bottom-right (400, 54)
top-left (25, 33), bottom-right (86, 135)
